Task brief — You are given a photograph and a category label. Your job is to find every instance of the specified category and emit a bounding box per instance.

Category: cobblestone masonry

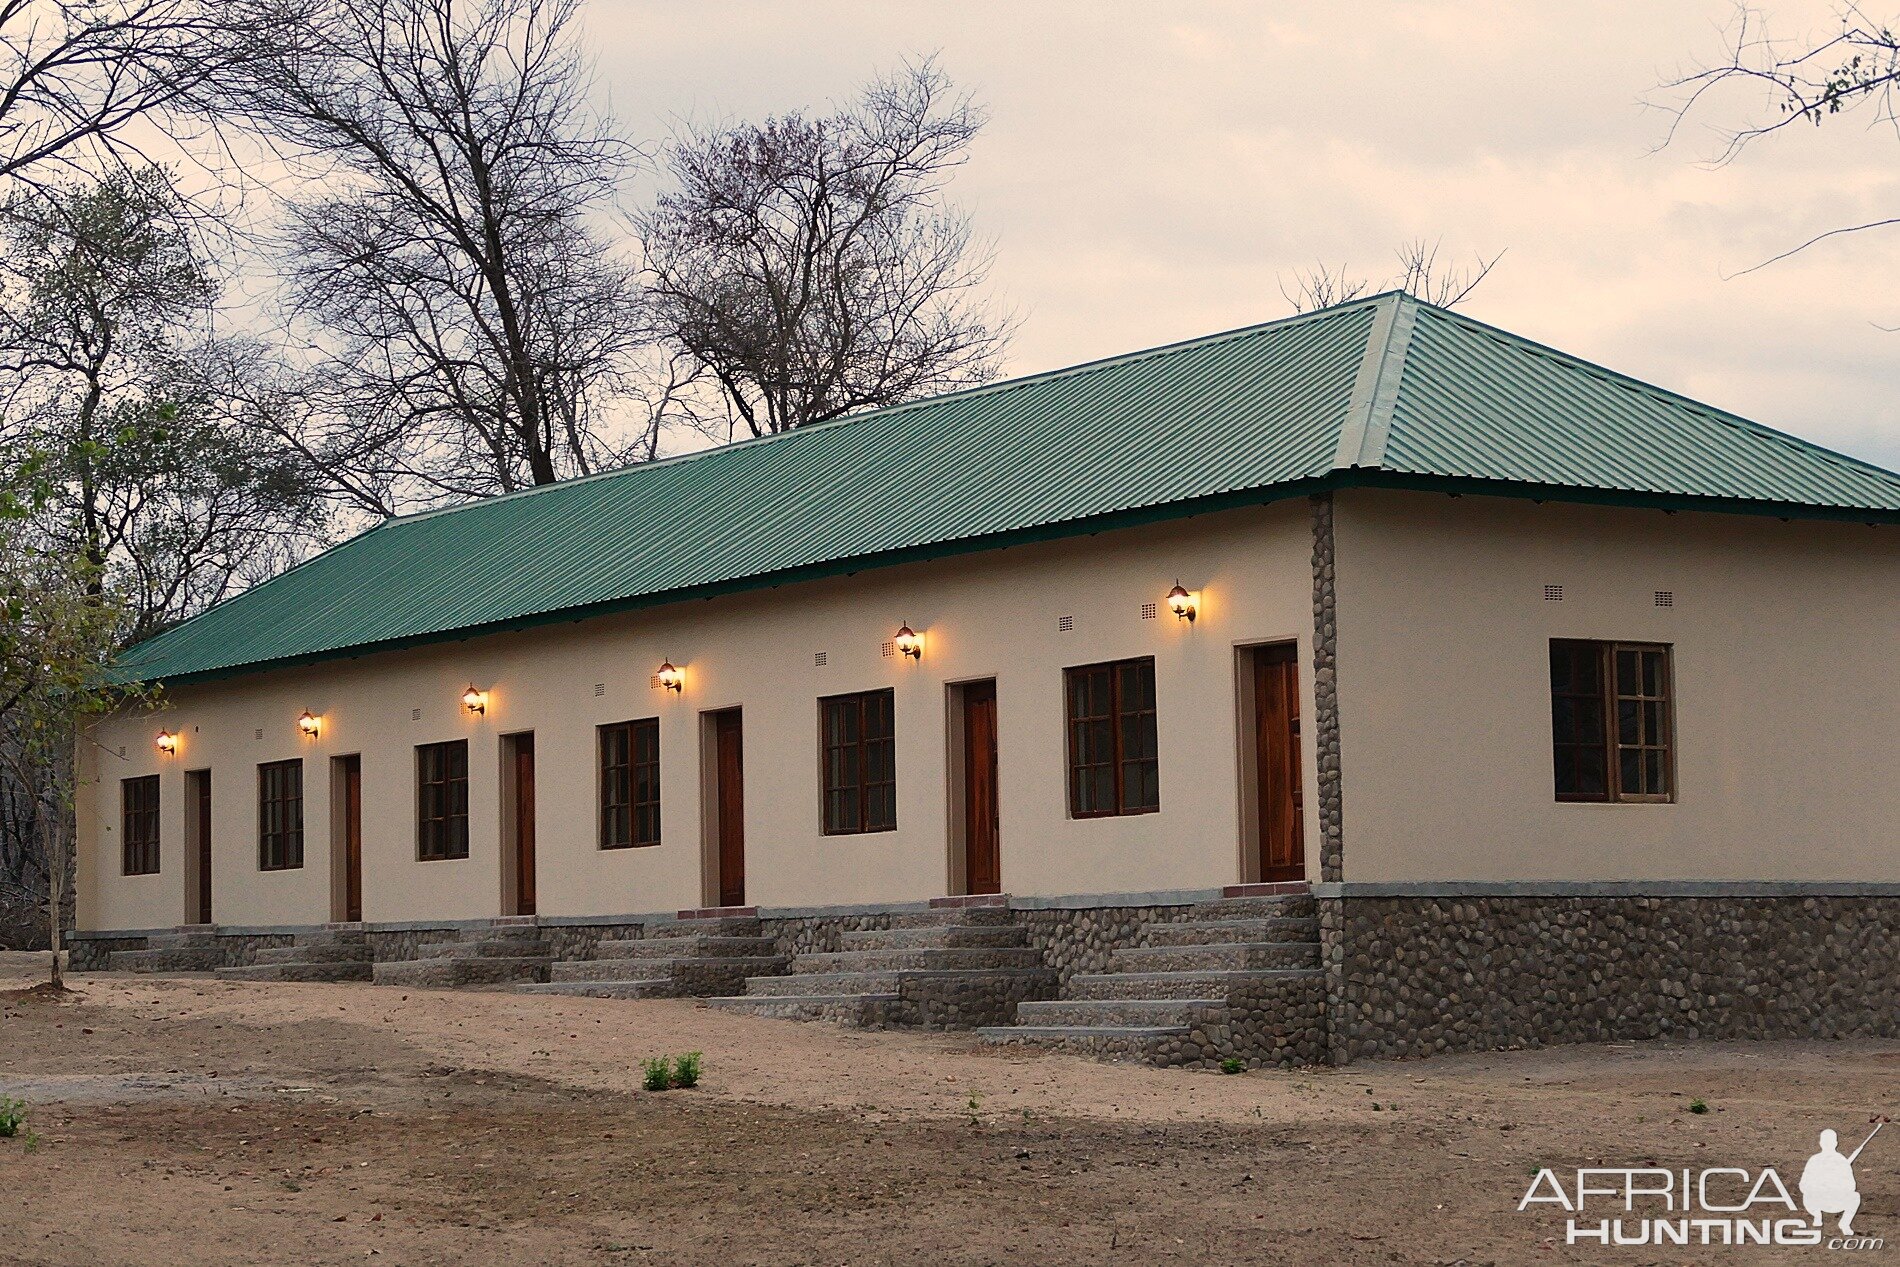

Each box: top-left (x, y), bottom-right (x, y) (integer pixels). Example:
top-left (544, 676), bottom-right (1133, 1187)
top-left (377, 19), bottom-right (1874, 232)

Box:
top-left (1321, 895), bottom-right (1900, 1064)
top-left (72, 893), bottom-right (1898, 1069)
top-left (1309, 493), bottom-right (1343, 885)
top-left (1013, 905), bottom-right (1198, 987)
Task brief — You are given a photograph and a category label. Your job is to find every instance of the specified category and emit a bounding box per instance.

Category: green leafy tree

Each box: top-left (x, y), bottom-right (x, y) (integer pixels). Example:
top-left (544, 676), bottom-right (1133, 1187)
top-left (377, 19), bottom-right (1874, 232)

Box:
top-left (0, 454), bottom-right (144, 986)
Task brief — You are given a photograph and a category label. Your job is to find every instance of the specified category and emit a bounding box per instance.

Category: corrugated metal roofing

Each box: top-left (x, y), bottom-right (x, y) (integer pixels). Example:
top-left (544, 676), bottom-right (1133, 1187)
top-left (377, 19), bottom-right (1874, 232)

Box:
top-left (119, 292), bottom-right (1900, 684)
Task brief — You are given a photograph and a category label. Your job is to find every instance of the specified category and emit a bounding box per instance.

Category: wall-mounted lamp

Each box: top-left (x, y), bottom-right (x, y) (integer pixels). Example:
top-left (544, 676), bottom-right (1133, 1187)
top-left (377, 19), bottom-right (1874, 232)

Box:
top-left (1166, 581), bottom-right (1198, 624)
top-left (155, 729), bottom-right (178, 756)
top-left (655, 660), bottom-right (684, 693)
top-left (893, 624), bottom-right (924, 660)
top-left (462, 684), bottom-right (487, 715)
top-left (297, 710), bottom-right (322, 739)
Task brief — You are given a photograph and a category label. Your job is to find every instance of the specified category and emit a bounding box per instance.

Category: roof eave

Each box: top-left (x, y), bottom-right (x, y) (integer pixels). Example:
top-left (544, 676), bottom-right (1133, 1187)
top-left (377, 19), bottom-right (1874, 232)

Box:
top-left (121, 470), bottom-right (1896, 690)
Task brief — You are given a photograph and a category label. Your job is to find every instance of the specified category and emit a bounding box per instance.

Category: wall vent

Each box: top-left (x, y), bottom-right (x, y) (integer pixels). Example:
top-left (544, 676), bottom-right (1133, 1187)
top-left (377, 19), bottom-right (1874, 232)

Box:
top-left (1140, 602), bottom-right (1158, 620)
top-left (254, 728), bottom-right (264, 740)
top-left (593, 682), bottom-right (606, 697)
top-left (1654, 590), bottom-right (1674, 608)
top-left (1057, 615), bottom-right (1075, 632)
top-left (814, 651), bottom-right (828, 667)
top-left (880, 641), bottom-right (894, 658)
top-left (411, 708), bottom-right (422, 721)
top-left (1543, 585), bottom-right (1564, 602)
top-left (648, 675), bottom-right (662, 690)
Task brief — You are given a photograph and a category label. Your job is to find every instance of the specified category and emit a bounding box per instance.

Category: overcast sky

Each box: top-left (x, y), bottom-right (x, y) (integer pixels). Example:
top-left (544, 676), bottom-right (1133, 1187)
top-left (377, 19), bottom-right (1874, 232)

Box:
top-left (587, 0), bottom-right (1900, 469)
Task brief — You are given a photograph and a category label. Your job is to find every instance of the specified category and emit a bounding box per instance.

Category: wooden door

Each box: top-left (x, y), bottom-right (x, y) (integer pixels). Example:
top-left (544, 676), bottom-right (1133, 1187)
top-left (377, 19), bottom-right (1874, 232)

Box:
top-left (341, 755), bottom-right (362, 922)
top-left (191, 771), bottom-right (212, 924)
top-left (1252, 645), bottom-right (1306, 881)
top-left (713, 710), bottom-right (745, 907)
top-left (961, 681), bottom-right (1001, 895)
top-left (513, 736), bottom-right (537, 916)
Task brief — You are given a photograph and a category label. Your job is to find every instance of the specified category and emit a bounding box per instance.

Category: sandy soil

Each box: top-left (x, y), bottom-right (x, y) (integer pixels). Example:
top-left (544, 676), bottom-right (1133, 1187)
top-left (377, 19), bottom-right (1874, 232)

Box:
top-left (0, 951), bottom-right (1892, 1265)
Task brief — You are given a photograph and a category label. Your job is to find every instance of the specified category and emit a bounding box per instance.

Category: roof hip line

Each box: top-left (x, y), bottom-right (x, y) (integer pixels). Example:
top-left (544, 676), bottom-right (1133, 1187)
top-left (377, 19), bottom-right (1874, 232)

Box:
top-left (1332, 293), bottom-right (1418, 471)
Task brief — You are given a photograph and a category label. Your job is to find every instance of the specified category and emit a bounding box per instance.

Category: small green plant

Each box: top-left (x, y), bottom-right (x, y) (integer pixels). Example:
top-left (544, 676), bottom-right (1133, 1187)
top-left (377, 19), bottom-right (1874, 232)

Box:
top-left (671, 1052), bottom-right (702, 1089)
top-left (641, 1057), bottom-right (672, 1092)
top-left (0, 1097), bottom-right (25, 1138)
top-left (966, 1092), bottom-right (983, 1127)
top-left (1220, 1058), bottom-right (1245, 1075)
top-left (1688, 1098), bottom-right (1710, 1115)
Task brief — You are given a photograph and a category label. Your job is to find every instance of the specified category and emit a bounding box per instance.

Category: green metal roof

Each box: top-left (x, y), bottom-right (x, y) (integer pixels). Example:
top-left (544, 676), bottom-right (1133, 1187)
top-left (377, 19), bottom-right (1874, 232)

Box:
top-left (120, 292), bottom-right (1900, 685)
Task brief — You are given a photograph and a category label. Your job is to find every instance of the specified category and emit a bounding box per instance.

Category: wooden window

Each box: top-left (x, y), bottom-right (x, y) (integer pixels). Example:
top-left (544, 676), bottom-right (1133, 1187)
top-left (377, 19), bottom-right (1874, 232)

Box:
top-left (1065, 657), bottom-right (1160, 817)
top-left (599, 718), bottom-right (661, 848)
top-left (121, 775), bottom-right (160, 876)
top-left (1550, 641), bottom-right (1674, 803)
top-left (820, 689), bottom-right (896, 834)
top-left (257, 759), bottom-right (305, 871)
top-left (416, 740), bottom-right (470, 860)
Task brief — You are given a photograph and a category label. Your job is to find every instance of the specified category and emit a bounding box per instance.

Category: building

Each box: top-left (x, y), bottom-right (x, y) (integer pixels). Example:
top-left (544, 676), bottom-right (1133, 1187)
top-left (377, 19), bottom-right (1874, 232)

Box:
top-left (72, 292), bottom-right (1900, 1067)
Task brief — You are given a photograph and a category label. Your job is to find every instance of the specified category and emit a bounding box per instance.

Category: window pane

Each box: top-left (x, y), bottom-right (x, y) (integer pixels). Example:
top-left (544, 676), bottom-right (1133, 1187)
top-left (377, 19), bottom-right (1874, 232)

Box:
top-left (1618, 747), bottom-right (1641, 795)
top-left (1644, 749), bottom-right (1665, 795)
top-left (1615, 649), bottom-right (1640, 694)
top-left (1642, 651), bottom-right (1664, 697)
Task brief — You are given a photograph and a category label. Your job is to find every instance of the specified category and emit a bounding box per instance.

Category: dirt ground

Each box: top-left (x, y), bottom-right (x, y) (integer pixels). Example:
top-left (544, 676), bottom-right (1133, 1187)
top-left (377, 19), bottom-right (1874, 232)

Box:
top-left (0, 952), bottom-right (1892, 1265)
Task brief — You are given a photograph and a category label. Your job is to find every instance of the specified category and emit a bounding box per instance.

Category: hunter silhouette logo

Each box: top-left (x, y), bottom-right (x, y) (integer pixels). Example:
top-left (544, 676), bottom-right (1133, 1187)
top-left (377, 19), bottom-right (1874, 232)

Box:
top-left (1801, 1118), bottom-right (1885, 1236)
top-left (1519, 1114), bottom-right (1890, 1249)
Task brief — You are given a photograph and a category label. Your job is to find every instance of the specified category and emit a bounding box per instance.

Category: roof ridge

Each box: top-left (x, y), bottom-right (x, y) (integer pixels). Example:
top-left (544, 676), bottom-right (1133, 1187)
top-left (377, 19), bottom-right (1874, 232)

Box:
top-left (1331, 293), bottom-right (1418, 470)
top-left (389, 292), bottom-right (1400, 527)
top-left (1410, 300), bottom-right (1900, 489)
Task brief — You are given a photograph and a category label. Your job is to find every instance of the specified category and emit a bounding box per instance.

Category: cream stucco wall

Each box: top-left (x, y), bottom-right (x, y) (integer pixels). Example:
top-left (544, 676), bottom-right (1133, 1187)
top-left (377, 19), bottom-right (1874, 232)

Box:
top-left (77, 501), bottom-right (1321, 930)
top-left (1333, 490), bottom-right (1900, 882)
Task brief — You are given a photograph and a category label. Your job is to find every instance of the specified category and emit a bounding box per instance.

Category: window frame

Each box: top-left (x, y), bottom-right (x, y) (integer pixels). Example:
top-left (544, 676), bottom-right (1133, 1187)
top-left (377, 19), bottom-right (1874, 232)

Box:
top-left (1549, 639), bottom-right (1676, 805)
top-left (416, 739), bottom-right (471, 861)
top-left (1064, 656), bottom-right (1161, 819)
top-left (256, 758), bottom-right (306, 871)
top-left (121, 774), bottom-right (161, 876)
top-left (598, 717), bottom-right (661, 849)
top-left (819, 688), bottom-right (897, 836)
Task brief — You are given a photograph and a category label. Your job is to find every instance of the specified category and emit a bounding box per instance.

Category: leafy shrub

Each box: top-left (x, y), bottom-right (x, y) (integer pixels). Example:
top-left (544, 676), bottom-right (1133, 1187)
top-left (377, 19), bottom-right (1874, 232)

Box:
top-left (0, 1098), bottom-right (24, 1138)
top-left (641, 1057), bottom-right (672, 1092)
top-left (1689, 1098), bottom-right (1710, 1115)
top-left (671, 1052), bottom-right (702, 1089)
top-left (1220, 1058), bottom-right (1245, 1075)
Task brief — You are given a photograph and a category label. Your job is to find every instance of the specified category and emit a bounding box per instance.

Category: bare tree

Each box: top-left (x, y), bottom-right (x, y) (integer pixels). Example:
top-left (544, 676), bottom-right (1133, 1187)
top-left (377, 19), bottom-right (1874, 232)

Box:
top-left (1278, 263), bottom-right (1372, 314)
top-left (1665, 4), bottom-right (1900, 271)
top-left (0, 0), bottom-right (250, 185)
top-left (199, 0), bottom-right (649, 513)
top-left (1281, 239), bottom-right (1503, 314)
top-left (638, 58), bottom-right (1013, 439)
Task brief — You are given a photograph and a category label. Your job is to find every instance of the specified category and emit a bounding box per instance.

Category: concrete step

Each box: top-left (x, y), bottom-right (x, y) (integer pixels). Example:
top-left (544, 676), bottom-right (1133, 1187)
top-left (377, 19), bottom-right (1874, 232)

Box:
top-left (254, 943), bottom-right (371, 965)
top-left (1069, 968), bottom-right (1324, 1001)
top-left (1141, 917), bottom-right (1317, 947)
top-left (745, 969), bottom-right (909, 997)
top-left (107, 947), bottom-right (224, 972)
top-left (702, 994), bottom-right (903, 1025)
top-left (372, 956), bottom-right (552, 988)
top-left (146, 931), bottom-right (222, 949)
top-left (791, 946), bottom-right (1040, 974)
top-left (1189, 894), bottom-right (1315, 921)
top-left (412, 937), bottom-right (551, 960)
top-left (1014, 998), bottom-right (1222, 1028)
top-left (298, 926), bottom-right (369, 947)
top-left (549, 958), bottom-right (674, 983)
top-left (516, 980), bottom-right (679, 1000)
top-left (457, 924), bottom-right (550, 944)
top-left (840, 925), bottom-right (1025, 951)
top-left (215, 961), bottom-right (373, 983)
top-left (592, 936), bottom-right (776, 960)
top-left (976, 1024), bottom-right (1186, 1045)
top-left (885, 907), bottom-right (1012, 929)
top-left (1108, 942), bottom-right (1320, 973)
top-left (650, 917), bottom-right (761, 939)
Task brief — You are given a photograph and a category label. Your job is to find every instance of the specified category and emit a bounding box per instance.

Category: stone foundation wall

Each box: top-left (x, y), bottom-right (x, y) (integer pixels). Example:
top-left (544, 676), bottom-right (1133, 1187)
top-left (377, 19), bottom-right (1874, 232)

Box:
top-left (1321, 893), bottom-right (1900, 1064)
